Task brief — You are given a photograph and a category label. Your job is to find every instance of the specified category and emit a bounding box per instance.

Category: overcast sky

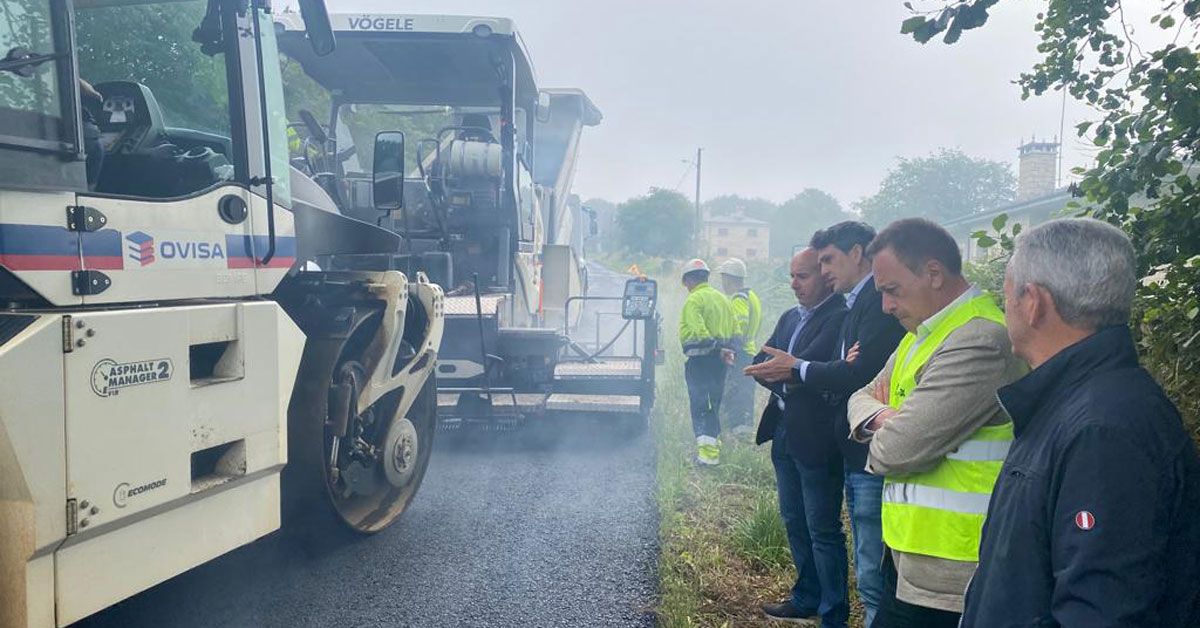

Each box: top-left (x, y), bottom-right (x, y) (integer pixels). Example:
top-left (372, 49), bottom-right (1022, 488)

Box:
top-left (334, 1), bottom-right (1136, 209)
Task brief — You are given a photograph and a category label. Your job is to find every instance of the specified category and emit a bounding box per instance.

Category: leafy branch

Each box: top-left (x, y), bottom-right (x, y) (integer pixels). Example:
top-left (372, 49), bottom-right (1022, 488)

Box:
top-left (900, 0), bottom-right (1200, 435)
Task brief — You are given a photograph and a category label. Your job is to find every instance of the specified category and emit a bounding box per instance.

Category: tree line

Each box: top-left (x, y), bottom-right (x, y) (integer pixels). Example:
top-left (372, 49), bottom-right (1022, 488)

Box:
top-left (591, 147), bottom-right (1017, 259)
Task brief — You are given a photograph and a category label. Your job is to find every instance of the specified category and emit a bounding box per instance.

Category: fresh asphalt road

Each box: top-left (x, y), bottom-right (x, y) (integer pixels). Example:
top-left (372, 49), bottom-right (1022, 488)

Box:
top-left (77, 264), bottom-right (659, 628)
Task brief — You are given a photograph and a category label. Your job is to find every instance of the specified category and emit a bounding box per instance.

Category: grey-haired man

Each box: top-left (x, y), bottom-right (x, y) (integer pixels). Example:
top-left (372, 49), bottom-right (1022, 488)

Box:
top-left (962, 218), bottom-right (1200, 627)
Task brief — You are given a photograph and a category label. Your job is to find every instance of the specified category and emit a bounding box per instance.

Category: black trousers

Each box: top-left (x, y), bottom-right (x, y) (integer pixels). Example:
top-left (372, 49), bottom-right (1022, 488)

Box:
top-left (684, 354), bottom-right (726, 439)
top-left (871, 552), bottom-right (961, 628)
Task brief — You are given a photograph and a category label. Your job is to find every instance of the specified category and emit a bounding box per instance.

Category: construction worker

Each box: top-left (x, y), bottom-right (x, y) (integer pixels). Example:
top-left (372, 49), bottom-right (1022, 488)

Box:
top-left (679, 259), bottom-right (736, 465)
top-left (716, 257), bottom-right (762, 436)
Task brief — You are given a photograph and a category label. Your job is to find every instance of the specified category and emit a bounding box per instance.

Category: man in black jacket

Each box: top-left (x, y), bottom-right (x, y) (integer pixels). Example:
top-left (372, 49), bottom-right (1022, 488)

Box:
top-left (961, 218), bottom-right (1200, 628)
top-left (749, 248), bottom-right (848, 626)
top-left (746, 221), bottom-right (905, 626)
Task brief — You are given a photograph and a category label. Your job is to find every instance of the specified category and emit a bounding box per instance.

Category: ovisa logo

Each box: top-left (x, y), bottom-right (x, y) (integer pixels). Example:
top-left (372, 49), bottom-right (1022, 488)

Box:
top-left (160, 240), bottom-right (225, 260)
top-left (123, 231), bottom-right (226, 265)
top-left (125, 231), bottom-right (155, 266)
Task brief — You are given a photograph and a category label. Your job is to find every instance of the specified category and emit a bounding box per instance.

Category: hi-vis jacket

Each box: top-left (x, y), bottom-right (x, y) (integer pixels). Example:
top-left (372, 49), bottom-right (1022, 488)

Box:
top-left (882, 294), bottom-right (1013, 563)
top-left (730, 288), bottom-right (762, 355)
top-left (679, 282), bottom-right (734, 357)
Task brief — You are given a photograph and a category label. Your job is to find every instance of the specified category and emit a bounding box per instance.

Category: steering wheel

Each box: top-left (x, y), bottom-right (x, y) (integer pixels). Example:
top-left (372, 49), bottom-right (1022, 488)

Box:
top-left (179, 145), bottom-right (216, 161)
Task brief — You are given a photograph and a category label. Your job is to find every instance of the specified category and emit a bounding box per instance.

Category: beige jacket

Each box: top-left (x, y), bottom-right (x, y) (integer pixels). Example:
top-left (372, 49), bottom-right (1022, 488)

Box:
top-left (848, 316), bottom-right (1026, 613)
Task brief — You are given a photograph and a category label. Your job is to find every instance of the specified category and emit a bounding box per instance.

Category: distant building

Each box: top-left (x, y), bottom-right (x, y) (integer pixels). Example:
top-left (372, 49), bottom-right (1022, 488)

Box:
top-left (1017, 140), bottom-right (1060, 201)
top-left (702, 212), bottom-right (770, 263)
top-left (944, 139), bottom-right (1071, 262)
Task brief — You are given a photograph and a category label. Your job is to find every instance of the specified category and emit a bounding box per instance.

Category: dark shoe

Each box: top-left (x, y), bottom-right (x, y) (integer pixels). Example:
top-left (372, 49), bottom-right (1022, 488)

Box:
top-left (762, 600), bottom-right (819, 625)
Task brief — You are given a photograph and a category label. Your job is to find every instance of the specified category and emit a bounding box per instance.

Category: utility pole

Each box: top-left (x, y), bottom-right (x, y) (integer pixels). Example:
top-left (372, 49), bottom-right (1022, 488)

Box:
top-left (694, 147), bottom-right (703, 252)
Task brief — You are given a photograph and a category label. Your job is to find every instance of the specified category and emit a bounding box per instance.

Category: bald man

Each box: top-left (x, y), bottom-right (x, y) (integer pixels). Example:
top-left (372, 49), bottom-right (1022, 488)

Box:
top-left (745, 249), bottom-right (849, 625)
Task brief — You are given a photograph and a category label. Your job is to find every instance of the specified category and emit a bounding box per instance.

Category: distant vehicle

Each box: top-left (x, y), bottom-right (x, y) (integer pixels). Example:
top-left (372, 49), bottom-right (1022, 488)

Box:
top-left (0, 1), bottom-right (443, 625)
top-left (277, 13), bottom-right (660, 431)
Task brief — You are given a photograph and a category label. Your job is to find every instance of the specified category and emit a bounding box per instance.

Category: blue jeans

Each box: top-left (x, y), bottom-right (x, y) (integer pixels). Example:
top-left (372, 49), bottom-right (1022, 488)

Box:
top-left (844, 469), bottom-right (885, 627)
top-left (772, 426), bottom-right (848, 628)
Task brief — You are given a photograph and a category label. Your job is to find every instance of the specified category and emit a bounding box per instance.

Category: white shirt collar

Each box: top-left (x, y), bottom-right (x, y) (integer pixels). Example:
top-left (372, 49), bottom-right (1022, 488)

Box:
top-left (916, 285), bottom-right (981, 341)
top-left (845, 272), bottom-right (874, 309)
top-left (796, 293), bottom-right (837, 319)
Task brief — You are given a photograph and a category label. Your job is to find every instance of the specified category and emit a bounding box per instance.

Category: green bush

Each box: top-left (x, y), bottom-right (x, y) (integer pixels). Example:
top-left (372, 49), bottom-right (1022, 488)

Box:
top-left (971, 217), bottom-right (1199, 443)
top-left (1136, 260), bottom-right (1200, 442)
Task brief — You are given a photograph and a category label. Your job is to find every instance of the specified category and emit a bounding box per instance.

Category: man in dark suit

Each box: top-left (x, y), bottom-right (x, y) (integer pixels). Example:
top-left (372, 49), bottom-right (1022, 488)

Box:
top-left (747, 248), bottom-right (848, 626)
top-left (747, 222), bottom-right (905, 627)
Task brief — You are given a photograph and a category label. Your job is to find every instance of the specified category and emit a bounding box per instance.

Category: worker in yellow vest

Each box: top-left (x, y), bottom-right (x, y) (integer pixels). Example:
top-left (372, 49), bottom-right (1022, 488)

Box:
top-left (715, 257), bottom-right (762, 435)
top-left (845, 219), bottom-right (1026, 628)
top-left (679, 259), bottom-right (736, 465)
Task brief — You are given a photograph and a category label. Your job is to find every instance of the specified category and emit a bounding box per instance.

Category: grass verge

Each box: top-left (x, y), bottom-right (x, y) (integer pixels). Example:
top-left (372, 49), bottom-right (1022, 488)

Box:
top-left (653, 348), bottom-right (795, 627)
top-left (652, 275), bottom-right (865, 628)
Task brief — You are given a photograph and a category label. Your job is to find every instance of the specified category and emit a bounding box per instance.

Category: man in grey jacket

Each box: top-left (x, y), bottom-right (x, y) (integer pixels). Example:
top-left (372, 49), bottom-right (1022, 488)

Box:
top-left (847, 218), bottom-right (1025, 628)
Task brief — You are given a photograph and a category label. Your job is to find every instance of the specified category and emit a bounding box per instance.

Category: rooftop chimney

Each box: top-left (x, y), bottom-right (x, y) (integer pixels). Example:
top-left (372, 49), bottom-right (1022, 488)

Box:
top-left (1017, 138), bottom-right (1060, 201)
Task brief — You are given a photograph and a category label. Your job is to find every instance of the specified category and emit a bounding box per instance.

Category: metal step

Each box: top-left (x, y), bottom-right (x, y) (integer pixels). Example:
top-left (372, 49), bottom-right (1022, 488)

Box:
top-left (553, 358), bottom-right (641, 380)
top-left (545, 393), bottom-right (642, 414)
top-left (437, 392), bottom-right (548, 411)
top-left (443, 294), bottom-right (506, 316)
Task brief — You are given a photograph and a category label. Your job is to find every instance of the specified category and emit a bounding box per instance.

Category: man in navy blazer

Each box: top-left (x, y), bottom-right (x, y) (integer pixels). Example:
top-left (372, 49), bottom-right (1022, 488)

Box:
top-left (748, 248), bottom-right (848, 626)
top-left (748, 222), bottom-right (905, 626)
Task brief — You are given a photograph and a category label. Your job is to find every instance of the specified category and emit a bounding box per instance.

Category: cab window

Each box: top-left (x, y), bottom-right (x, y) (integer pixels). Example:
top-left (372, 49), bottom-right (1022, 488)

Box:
top-left (74, 0), bottom-right (244, 199)
top-left (0, 0), bottom-right (69, 152)
top-left (257, 9), bottom-right (291, 208)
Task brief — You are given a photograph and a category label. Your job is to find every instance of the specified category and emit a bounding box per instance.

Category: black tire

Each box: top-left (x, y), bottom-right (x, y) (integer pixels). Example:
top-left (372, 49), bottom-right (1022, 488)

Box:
top-left (284, 337), bottom-right (437, 535)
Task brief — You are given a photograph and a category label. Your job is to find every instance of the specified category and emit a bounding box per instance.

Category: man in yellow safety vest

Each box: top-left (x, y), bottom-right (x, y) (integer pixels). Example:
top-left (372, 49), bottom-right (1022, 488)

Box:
top-left (679, 258), bottom-right (736, 465)
top-left (846, 218), bottom-right (1026, 628)
top-left (716, 257), bottom-right (762, 435)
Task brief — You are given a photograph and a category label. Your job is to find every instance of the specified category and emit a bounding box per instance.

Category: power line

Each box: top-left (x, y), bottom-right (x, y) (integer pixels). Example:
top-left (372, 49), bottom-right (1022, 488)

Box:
top-left (672, 161), bottom-right (694, 192)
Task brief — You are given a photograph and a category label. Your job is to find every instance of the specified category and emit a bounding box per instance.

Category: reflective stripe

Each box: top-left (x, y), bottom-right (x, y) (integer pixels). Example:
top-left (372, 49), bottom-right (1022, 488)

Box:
top-left (883, 482), bottom-right (992, 516)
top-left (946, 439), bottom-right (1011, 462)
top-left (683, 339), bottom-right (718, 356)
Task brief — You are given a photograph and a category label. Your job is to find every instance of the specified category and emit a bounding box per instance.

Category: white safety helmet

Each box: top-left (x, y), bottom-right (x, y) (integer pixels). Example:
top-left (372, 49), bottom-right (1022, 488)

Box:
top-left (716, 258), bottom-right (747, 279)
top-left (681, 258), bottom-right (710, 279)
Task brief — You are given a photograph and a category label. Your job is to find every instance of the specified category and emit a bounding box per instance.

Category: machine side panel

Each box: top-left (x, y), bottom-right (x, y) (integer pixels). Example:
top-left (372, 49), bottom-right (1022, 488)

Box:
top-left (0, 191), bottom-right (83, 305)
top-left (513, 250), bottom-right (539, 328)
top-left (75, 186), bottom-right (265, 304)
top-left (540, 243), bottom-right (580, 329)
top-left (247, 193), bottom-right (299, 295)
top-left (54, 302), bottom-right (300, 623)
top-left (60, 302), bottom-right (292, 524)
top-left (0, 316), bottom-right (67, 628)
top-left (55, 474), bottom-right (280, 626)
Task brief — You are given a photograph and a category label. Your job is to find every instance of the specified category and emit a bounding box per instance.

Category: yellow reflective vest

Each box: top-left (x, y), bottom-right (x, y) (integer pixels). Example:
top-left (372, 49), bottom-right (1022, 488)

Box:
top-left (679, 282), bottom-right (734, 357)
top-left (729, 288), bottom-right (763, 356)
top-left (881, 294), bottom-right (1014, 562)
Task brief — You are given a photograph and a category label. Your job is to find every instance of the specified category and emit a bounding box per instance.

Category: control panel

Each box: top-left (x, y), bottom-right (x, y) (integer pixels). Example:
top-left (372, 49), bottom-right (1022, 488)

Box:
top-left (621, 277), bottom-right (657, 320)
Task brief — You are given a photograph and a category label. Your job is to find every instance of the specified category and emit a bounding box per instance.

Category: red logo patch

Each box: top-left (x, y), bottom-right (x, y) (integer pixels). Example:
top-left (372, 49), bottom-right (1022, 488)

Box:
top-left (1075, 511), bottom-right (1096, 530)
